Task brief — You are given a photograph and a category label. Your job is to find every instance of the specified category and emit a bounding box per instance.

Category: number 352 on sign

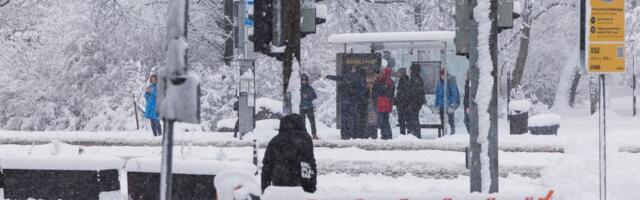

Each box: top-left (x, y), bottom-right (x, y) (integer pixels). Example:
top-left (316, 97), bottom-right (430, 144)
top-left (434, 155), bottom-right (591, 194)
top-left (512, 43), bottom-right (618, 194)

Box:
top-left (588, 43), bottom-right (625, 73)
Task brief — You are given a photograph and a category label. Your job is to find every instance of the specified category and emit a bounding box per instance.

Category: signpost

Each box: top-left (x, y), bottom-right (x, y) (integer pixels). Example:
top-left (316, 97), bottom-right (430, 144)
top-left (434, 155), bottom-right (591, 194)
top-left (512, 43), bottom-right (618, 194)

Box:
top-left (587, 0), bottom-right (625, 73)
top-left (585, 1), bottom-right (625, 199)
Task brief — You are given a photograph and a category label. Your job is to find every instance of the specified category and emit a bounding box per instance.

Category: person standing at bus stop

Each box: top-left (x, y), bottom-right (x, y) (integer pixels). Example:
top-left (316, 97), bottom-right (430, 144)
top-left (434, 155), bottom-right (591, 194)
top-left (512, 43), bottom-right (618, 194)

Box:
top-left (300, 74), bottom-right (319, 140)
top-left (407, 63), bottom-right (425, 138)
top-left (372, 67), bottom-right (394, 139)
top-left (395, 67), bottom-right (411, 135)
top-left (326, 66), bottom-right (366, 139)
top-left (144, 74), bottom-right (162, 137)
top-left (435, 68), bottom-right (460, 135)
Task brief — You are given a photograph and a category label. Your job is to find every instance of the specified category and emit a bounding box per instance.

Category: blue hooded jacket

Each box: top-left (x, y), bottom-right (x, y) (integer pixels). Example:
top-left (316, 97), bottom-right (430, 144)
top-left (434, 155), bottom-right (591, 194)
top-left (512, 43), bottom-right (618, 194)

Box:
top-left (435, 76), bottom-right (460, 109)
top-left (144, 84), bottom-right (159, 120)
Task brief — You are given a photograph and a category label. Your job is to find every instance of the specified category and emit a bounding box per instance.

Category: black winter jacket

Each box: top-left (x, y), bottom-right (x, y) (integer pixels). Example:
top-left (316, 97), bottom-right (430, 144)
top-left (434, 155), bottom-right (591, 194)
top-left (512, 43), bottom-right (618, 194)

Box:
top-left (261, 114), bottom-right (317, 193)
top-left (408, 65), bottom-right (426, 109)
top-left (395, 75), bottom-right (410, 107)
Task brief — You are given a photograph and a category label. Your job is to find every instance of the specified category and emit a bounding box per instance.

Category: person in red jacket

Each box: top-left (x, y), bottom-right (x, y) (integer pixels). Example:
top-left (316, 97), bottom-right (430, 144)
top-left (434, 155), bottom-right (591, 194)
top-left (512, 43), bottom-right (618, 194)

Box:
top-left (371, 67), bottom-right (395, 139)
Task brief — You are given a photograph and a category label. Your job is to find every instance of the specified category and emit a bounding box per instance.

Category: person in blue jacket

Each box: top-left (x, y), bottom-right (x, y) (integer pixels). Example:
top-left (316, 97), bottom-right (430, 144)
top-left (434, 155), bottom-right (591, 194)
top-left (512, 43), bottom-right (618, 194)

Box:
top-left (145, 74), bottom-right (162, 136)
top-left (435, 68), bottom-right (460, 135)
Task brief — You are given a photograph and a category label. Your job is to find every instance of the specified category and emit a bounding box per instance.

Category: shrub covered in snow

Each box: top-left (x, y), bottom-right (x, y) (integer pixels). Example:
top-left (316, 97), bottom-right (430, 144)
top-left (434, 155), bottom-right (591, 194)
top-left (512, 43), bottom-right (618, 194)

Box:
top-left (255, 98), bottom-right (284, 120)
top-left (509, 100), bottom-right (531, 115)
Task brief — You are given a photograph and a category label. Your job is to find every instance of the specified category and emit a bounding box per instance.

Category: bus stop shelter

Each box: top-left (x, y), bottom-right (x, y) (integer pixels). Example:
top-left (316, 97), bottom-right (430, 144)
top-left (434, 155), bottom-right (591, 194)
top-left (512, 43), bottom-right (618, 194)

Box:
top-left (327, 31), bottom-right (468, 138)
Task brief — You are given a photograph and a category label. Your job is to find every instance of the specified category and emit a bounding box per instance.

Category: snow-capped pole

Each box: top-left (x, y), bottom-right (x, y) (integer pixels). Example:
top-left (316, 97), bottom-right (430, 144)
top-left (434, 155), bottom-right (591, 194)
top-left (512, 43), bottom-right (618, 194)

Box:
top-left (158, 0), bottom-right (201, 200)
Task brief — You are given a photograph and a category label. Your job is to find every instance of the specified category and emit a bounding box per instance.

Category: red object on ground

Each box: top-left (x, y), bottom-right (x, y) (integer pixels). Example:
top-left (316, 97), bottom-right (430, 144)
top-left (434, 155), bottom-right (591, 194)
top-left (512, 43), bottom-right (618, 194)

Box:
top-left (544, 190), bottom-right (555, 200)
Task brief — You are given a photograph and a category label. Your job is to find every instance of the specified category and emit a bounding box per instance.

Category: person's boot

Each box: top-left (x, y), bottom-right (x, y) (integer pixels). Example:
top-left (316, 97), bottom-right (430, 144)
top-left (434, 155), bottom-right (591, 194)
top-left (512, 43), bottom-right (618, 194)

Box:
top-left (312, 132), bottom-right (320, 140)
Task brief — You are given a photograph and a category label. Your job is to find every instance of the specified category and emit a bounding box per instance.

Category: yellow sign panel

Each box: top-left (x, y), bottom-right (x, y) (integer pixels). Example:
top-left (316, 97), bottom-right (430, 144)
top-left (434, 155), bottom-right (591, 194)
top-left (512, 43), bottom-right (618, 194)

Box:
top-left (588, 43), bottom-right (625, 73)
top-left (587, 0), bottom-right (625, 73)
top-left (589, 0), bottom-right (625, 42)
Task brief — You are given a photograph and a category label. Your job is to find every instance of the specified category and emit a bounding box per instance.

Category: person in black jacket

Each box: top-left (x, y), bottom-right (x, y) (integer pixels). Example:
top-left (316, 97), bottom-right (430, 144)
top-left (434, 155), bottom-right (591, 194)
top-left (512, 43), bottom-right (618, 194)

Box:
top-left (261, 114), bottom-right (317, 194)
top-left (326, 66), bottom-right (367, 139)
top-left (407, 63), bottom-right (425, 138)
top-left (395, 67), bottom-right (410, 135)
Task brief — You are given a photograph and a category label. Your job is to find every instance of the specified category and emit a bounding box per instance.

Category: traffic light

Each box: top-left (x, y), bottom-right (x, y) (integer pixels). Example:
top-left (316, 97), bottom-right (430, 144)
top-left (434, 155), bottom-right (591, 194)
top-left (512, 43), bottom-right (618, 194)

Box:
top-left (454, 0), bottom-right (471, 56)
top-left (249, 0), bottom-right (272, 54)
top-left (498, 0), bottom-right (522, 32)
top-left (497, 0), bottom-right (516, 29)
top-left (455, 0), bottom-right (521, 56)
top-left (301, 0), bottom-right (327, 38)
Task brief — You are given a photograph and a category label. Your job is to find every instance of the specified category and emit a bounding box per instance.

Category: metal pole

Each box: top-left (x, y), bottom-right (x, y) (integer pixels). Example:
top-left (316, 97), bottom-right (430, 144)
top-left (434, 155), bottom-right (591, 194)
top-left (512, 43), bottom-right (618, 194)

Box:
top-left (489, 0), bottom-right (499, 192)
top-left (253, 139), bottom-right (259, 175)
top-left (160, 1), bottom-right (188, 199)
top-left (160, 120), bottom-right (175, 200)
top-left (133, 94), bottom-right (140, 130)
top-left (633, 43), bottom-right (636, 117)
top-left (468, 0), bottom-right (482, 192)
top-left (442, 42), bottom-right (448, 137)
top-left (598, 74), bottom-right (607, 200)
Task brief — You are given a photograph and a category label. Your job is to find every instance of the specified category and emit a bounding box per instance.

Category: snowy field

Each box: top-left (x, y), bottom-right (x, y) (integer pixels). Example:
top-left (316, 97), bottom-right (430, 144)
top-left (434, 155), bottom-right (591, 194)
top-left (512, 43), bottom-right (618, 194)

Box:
top-left (1, 107), bottom-right (640, 199)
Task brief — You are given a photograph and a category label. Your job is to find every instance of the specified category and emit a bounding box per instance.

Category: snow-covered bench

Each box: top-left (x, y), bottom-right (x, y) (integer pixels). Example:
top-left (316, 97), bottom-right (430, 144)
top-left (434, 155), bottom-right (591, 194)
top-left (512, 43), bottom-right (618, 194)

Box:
top-left (0, 155), bottom-right (123, 200)
top-left (125, 157), bottom-right (256, 200)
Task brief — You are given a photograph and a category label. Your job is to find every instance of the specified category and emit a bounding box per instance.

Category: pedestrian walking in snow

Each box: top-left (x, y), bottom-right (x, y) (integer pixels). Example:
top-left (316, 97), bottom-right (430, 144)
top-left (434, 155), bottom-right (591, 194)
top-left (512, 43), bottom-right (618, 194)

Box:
top-left (300, 74), bottom-right (319, 140)
top-left (372, 67), bottom-right (394, 139)
top-left (406, 63), bottom-right (425, 138)
top-left (435, 68), bottom-right (460, 135)
top-left (261, 114), bottom-right (317, 199)
top-left (395, 67), bottom-right (411, 135)
top-left (144, 74), bottom-right (162, 137)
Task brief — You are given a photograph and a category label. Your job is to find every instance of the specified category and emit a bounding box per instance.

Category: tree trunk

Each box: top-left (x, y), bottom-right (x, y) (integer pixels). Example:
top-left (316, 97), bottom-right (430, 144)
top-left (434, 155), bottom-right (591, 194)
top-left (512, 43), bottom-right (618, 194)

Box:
top-left (568, 70), bottom-right (581, 107)
top-left (510, 0), bottom-right (531, 90)
top-left (223, 0), bottom-right (233, 66)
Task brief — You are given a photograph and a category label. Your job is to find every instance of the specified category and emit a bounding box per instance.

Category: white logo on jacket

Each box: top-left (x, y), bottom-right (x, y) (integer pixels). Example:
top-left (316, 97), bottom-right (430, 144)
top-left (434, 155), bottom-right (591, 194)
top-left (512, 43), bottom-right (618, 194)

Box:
top-left (300, 161), bottom-right (313, 179)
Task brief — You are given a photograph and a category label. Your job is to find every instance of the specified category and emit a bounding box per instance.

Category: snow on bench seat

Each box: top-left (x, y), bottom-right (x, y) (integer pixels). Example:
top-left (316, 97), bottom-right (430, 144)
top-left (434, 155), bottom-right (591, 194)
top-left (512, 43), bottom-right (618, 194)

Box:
top-left (125, 157), bottom-right (256, 175)
top-left (1, 155), bottom-right (123, 171)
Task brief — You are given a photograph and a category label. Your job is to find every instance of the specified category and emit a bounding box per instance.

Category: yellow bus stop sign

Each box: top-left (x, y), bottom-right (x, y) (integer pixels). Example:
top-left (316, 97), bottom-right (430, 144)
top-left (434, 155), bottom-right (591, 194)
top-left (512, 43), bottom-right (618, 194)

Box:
top-left (588, 0), bottom-right (625, 73)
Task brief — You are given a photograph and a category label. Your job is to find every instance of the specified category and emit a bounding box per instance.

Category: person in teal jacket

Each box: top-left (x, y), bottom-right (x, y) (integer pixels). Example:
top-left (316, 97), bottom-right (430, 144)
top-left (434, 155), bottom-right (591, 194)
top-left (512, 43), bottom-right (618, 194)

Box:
top-left (300, 74), bottom-right (319, 140)
top-left (435, 68), bottom-right (460, 135)
top-left (145, 74), bottom-right (162, 136)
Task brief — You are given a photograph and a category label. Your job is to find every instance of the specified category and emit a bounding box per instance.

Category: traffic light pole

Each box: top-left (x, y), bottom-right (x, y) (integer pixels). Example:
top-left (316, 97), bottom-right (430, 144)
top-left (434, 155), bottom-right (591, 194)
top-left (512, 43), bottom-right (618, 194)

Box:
top-left (468, 0), bottom-right (482, 192)
top-left (160, 120), bottom-right (175, 200)
top-left (468, 0), bottom-right (499, 193)
top-left (160, 0), bottom-right (189, 200)
top-left (488, 0), bottom-right (499, 193)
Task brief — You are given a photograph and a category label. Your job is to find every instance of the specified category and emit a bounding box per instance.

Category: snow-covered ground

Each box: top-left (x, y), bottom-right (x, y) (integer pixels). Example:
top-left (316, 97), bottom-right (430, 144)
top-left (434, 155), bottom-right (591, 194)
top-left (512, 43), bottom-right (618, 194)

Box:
top-left (1, 106), bottom-right (640, 199)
